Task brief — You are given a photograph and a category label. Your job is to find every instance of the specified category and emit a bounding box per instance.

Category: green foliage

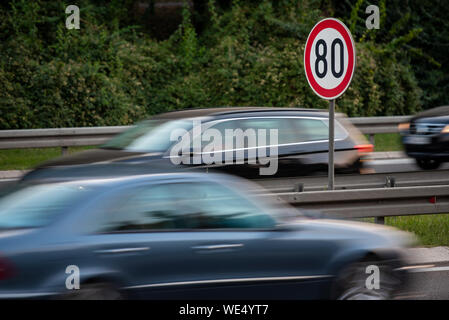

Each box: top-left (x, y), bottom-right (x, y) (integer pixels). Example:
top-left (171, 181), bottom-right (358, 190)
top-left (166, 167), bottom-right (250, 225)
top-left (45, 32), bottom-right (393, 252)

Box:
top-left (0, 0), bottom-right (146, 129)
top-left (0, 0), bottom-right (425, 129)
top-left (387, 214), bottom-right (449, 246)
top-left (333, 0), bottom-right (449, 110)
top-left (0, 146), bottom-right (93, 170)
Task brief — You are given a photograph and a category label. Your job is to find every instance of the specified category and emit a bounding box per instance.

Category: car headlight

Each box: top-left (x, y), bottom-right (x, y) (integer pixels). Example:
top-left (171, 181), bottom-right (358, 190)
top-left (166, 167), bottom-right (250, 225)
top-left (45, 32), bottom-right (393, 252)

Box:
top-left (398, 123), bottom-right (410, 131)
top-left (441, 125), bottom-right (449, 133)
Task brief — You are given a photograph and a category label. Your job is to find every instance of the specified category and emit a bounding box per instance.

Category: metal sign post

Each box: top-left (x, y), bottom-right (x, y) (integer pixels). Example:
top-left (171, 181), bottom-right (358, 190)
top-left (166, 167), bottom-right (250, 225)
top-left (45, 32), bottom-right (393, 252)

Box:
top-left (328, 99), bottom-right (335, 190)
top-left (304, 18), bottom-right (356, 191)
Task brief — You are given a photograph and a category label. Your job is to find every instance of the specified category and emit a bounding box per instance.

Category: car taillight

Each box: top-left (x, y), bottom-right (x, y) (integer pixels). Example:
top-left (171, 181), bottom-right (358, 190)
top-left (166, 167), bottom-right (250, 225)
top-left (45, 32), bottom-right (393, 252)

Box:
top-left (0, 255), bottom-right (15, 280)
top-left (355, 144), bottom-right (374, 155)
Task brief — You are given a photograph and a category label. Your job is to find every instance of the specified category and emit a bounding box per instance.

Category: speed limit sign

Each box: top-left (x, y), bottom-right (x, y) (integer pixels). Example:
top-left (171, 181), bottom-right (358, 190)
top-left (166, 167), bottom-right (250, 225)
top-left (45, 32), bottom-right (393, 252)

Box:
top-left (304, 18), bottom-right (356, 100)
top-left (304, 18), bottom-right (356, 190)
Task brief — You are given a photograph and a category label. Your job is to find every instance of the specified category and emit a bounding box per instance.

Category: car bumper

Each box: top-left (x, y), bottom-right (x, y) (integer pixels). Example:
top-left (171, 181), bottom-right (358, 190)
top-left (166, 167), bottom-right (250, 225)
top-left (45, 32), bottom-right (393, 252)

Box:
top-left (402, 133), bottom-right (449, 160)
top-left (406, 151), bottom-right (449, 160)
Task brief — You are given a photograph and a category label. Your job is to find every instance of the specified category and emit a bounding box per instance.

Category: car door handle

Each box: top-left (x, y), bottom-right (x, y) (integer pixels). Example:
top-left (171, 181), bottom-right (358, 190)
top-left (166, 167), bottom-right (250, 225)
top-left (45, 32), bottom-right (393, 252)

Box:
top-left (191, 244), bottom-right (244, 250)
top-left (94, 247), bottom-right (150, 254)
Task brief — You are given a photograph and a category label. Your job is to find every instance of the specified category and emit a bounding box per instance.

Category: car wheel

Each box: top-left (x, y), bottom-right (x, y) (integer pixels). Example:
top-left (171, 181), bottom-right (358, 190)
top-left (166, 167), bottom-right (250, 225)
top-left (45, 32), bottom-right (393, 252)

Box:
top-left (337, 159), bottom-right (362, 174)
top-left (333, 259), bottom-right (401, 300)
top-left (416, 159), bottom-right (441, 170)
top-left (62, 283), bottom-right (123, 300)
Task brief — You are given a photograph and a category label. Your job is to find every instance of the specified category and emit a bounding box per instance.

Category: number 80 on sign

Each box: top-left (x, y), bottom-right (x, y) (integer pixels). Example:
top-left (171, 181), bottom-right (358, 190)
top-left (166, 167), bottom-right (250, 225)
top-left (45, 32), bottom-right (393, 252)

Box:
top-left (304, 18), bottom-right (356, 100)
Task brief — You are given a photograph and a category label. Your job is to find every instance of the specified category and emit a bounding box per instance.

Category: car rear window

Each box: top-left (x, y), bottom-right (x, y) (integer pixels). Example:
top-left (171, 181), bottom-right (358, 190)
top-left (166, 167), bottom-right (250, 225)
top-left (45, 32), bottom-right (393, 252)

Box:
top-left (0, 184), bottom-right (92, 230)
top-left (292, 118), bottom-right (347, 141)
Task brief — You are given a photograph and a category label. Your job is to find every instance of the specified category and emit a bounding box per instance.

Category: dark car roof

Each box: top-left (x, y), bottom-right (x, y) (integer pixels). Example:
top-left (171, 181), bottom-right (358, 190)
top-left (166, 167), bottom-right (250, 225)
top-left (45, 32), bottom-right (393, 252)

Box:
top-left (151, 107), bottom-right (326, 120)
top-left (48, 171), bottom-right (266, 200)
top-left (24, 158), bottom-right (200, 181)
top-left (60, 171), bottom-right (213, 189)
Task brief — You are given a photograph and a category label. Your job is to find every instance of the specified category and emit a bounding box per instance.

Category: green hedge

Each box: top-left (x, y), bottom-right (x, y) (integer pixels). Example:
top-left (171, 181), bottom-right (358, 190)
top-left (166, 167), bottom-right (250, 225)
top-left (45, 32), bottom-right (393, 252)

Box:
top-left (0, 0), bottom-right (423, 129)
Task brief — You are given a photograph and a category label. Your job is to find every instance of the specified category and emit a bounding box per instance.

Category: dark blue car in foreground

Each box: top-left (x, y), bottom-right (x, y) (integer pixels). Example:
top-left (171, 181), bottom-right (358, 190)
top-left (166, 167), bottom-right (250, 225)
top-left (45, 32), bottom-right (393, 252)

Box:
top-left (0, 172), bottom-right (413, 299)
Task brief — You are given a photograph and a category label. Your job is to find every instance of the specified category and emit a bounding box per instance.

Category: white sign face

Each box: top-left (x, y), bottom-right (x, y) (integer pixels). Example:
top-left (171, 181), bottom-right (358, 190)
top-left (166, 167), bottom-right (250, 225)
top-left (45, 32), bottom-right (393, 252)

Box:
top-left (304, 18), bottom-right (356, 100)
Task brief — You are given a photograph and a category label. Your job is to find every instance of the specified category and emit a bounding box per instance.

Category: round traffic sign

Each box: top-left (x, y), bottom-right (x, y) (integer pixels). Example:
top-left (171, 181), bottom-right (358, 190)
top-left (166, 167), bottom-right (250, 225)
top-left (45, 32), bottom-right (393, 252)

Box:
top-left (304, 18), bottom-right (356, 100)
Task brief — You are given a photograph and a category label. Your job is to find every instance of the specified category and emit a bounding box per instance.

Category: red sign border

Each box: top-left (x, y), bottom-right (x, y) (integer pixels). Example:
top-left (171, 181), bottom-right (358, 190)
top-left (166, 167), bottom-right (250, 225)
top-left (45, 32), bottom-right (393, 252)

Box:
top-left (304, 18), bottom-right (356, 100)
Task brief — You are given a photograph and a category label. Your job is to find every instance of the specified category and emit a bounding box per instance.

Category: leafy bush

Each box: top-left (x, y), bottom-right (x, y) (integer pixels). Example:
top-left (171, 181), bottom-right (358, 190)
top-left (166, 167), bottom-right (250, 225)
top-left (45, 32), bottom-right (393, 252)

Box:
top-left (0, 0), bottom-right (424, 129)
top-left (332, 0), bottom-right (447, 111)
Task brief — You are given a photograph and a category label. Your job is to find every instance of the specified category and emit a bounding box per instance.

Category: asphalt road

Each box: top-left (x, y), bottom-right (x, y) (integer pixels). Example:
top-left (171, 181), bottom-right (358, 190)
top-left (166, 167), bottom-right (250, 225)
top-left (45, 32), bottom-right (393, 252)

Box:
top-left (399, 247), bottom-right (449, 300)
top-left (403, 266), bottom-right (449, 299)
top-left (254, 161), bottom-right (449, 193)
top-left (366, 157), bottom-right (449, 174)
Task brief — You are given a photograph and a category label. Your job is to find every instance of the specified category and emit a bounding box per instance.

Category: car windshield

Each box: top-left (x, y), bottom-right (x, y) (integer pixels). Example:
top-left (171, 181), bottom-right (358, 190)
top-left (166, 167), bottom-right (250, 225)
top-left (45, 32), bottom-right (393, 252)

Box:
top-left (0, 184), bottom-right (92, 230)
top-left (100, 119), bottom-right (193, 152)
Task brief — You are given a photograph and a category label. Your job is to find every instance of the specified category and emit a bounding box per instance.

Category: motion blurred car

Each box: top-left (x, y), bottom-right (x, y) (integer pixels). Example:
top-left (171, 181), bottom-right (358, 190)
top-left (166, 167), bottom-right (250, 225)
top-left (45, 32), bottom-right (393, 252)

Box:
top-left (0, 171), bottom-right (413, 300)
top-left (21, 107), bottom-right (372, 183)
top-left (399, 106), bottom-right (449, 170)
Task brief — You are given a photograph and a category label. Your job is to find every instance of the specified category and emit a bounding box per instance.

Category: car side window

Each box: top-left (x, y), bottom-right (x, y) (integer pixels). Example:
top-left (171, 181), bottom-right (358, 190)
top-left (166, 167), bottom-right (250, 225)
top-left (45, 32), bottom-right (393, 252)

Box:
top-left (100, 184), bottom-right (178, 232)
top-left (168, 182), bottom-right (276, 229)
top-left (198, 120), bottom-right (240, 150)
top-left (292, 118), bottom-right (329, 141)
top-left (99, 181), bottom-right (276, 232)
top-left (323, 118), bottom-right (347, 140)
top-left (238, 118), bottom-right (299, 145)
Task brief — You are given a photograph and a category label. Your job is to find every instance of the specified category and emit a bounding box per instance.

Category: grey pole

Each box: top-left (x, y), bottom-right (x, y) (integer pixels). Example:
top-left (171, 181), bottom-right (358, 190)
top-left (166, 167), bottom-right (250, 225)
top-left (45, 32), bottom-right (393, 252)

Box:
top-left (329, 99), bottom-right (335, 190)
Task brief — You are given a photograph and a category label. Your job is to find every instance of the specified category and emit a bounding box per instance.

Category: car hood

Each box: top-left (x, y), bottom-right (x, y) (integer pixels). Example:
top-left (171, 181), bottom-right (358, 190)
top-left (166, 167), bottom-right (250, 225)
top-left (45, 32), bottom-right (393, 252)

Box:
top-left (414, 115), bottom-right (449, 124)
top-left (412, 106), bottom-right (449, 123)
top-left (288, 218), bottom-right (417, 248)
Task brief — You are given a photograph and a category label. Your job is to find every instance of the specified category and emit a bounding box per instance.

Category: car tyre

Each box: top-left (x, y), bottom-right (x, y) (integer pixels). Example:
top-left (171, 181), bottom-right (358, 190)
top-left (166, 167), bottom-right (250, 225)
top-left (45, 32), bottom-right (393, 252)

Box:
top-left (337, 159), bottom-right (362, 174)
top-left (416, 159), bottom-right (441, 170)
top-left (62, 283), bottom-right (123, 300)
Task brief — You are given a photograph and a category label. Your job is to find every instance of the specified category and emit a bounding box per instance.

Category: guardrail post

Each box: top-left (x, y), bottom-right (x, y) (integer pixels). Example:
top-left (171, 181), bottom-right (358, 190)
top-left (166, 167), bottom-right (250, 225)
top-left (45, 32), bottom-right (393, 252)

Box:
top-left (375, 216), bottom-right (385, 224)
top-left (369, 134), bottom-right (375, 146)
top-left (61, 146), bottom-right (69, 156)
top-left (386, 177), bottom-right (396, 188)
top-left (294, 183), bottom-right (304, 192)
top-left (375, 177), bottom-right (396, 225)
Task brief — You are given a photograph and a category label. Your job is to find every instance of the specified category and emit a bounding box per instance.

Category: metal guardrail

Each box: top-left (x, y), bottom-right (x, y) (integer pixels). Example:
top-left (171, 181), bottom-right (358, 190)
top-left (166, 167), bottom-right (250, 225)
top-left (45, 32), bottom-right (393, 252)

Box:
top-left (0, 126), bottom-right (128, 153)
top-left (271, 184), bottom-right (449, 223)
top-left (349, 116), bottom-right (410, 134)
top-left (255, 169), bottom-right (449, 193)
top-left (0, 116), bottom-right (412, 153)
